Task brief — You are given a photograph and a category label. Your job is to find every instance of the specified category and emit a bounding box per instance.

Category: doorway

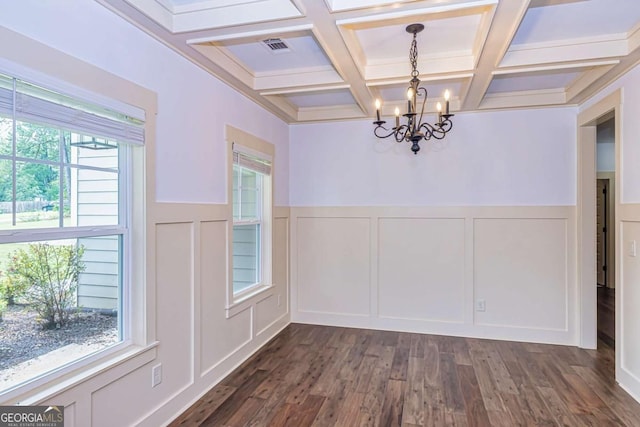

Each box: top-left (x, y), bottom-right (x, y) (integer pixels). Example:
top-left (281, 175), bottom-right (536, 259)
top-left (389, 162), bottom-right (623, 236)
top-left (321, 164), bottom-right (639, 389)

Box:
top-left (595, 117), bottom-right (616, 348)
top-left (577, 89), bottom-right (620, 382)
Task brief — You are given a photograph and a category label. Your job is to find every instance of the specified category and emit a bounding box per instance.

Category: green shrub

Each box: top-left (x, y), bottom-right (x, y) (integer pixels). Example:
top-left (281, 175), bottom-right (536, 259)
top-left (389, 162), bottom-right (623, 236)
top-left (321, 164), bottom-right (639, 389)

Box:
top-left (0, 268), bottom-right (29, 305)
top-left (5, 243), bottom-right (85, 328)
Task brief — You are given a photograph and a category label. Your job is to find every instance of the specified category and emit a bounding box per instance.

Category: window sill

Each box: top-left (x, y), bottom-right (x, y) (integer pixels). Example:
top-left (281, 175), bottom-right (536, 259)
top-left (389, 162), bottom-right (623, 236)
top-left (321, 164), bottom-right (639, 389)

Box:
top-left (226, 284), bottom-right (274, 319)
top-left (1, 341), bottom-right (159, 405)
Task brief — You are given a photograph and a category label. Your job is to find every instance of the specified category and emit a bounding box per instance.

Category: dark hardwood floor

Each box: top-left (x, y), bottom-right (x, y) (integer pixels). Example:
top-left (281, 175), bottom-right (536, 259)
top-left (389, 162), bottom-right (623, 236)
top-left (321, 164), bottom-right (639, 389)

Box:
top-left (169, 323), bottom-right (640, 426)
top-left (597, 286), bottom-right (615, 347)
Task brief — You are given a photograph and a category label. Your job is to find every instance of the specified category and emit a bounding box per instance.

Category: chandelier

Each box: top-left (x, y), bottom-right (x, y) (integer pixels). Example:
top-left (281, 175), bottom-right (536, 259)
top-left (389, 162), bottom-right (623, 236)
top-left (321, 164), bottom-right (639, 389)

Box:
top-left (373, 23), bottom-right (454, 154)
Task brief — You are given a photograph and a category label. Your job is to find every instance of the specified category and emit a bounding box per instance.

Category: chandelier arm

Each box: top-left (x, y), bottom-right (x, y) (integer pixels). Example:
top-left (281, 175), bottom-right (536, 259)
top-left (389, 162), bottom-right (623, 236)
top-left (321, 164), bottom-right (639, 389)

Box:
top-left (439, 118), bottom-right (453, 133)
top-left (374, 123), bottom-right (400, 139)
top-left (418, 122), bottom-right (447, 140)
top-left (394, 126), bottom-right (407, 143)
top-left (417, 86), bottom-right (428, 130)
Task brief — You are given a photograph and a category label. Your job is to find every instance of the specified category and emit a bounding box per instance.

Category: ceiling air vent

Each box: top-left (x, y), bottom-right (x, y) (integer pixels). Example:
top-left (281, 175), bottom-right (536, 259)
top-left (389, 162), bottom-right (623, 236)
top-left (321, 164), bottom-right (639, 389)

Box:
top-left (262, 38), bottom-right (291, 53)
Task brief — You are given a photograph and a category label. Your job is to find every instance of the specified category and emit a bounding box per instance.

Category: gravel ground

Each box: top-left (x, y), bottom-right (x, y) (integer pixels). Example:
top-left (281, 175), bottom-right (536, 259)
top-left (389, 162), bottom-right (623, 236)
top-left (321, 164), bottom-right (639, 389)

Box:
top-left (0, 304), bottom-right (118, 371)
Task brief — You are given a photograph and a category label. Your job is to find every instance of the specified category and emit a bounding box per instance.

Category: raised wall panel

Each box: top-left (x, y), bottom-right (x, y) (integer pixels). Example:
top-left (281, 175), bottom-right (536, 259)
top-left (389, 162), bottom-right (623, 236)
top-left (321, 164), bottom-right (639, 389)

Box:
top-left (474, 218), bottom-right (568, 330)
top-left (64, 403), bottom-right (76, 427)
top-left (200, 220), bottom-right (252, 375)
top-left (92, 367), bottom-right (151, 426)
top-left (378, 218), bottom-right (465, 322)
top-left (255, 294), bottom-right (279, 335)
top-left (155, 222), bottom-right (195, 390)
top-left (296, 217), bottom-right (371, 316)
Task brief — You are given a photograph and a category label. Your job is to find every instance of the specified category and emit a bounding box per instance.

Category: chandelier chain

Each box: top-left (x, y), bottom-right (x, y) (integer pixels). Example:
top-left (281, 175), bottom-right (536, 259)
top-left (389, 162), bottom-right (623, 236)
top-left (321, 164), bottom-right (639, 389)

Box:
top-left (409, 32), bottom-right (419, 78)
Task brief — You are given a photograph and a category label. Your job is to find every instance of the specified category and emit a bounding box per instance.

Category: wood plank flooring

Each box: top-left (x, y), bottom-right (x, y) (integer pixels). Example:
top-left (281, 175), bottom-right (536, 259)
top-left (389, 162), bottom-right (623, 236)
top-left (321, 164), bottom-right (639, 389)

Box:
top-left (169, 324), bottom-right (640, 426)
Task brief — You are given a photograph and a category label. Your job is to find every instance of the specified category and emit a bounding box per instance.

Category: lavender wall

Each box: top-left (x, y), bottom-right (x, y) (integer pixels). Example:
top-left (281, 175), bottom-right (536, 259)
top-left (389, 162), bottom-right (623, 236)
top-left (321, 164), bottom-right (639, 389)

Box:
top-left (290, 107), bottom-right (577, 206)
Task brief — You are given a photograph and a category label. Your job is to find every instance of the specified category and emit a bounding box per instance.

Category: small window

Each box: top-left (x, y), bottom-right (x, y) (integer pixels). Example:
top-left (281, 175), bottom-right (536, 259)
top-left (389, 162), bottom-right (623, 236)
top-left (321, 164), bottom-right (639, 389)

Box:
top-left (231, 143), bottom-right (272, 298)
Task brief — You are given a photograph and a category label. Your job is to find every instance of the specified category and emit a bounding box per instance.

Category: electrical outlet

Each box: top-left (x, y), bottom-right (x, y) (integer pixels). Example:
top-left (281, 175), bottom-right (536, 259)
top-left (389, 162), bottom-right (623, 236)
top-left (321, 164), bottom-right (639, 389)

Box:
top-left (631, 240), bottom-right (637, 257)
top-left (152, 363), bottom-right (162, 388)
top-left (476, 299), bottom-right (486, 312)
top-left (277, 294), bottom-right (281, 307)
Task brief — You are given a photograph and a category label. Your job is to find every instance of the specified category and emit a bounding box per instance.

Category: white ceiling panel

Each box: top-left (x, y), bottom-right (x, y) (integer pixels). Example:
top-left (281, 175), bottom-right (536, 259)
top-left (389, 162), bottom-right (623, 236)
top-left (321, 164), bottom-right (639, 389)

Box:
top-left (123, 0), bottom-right (302, 32)
top-left (285, 89), bottom-right (357, 108)
top-left (325, 0), bottom-right (417, 12)
top-left (221, 34), bottom-right (333, 73)
top-left (488, 70), bottom-right (579, 94)
top-left (512, 0), bottom-right (640, 46)
top-left (357, 15), bottom-right (480, 62)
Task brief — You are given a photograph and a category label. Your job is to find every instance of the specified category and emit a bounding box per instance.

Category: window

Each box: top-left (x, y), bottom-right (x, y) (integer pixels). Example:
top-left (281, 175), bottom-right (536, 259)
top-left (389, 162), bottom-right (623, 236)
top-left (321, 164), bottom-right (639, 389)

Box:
top-left (0, 72), bottom-right (144, 393)
top-left (231, 141), bottom-right (272, 299)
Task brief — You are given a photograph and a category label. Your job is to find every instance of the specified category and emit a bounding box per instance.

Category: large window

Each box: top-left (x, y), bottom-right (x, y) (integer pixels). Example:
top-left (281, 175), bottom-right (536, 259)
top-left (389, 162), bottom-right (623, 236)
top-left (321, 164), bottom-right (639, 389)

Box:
top-left (232, 143), bottom-right (272, 298)
top-left (0, 72), bottom-right (143, 393)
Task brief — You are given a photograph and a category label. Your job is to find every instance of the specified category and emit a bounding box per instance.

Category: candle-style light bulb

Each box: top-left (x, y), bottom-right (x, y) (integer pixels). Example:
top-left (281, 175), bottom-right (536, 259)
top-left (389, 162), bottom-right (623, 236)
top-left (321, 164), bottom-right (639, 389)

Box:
top-left (375, 99), bottom-right (381, 122)
top-left (436, 102), bottom-right (443, 125)
top-left (444, 90), bottom-right (450, 115)
top-left (394, 106), bottom-right (400, 128)
top-left (407, 88), bottom-right (413, 114)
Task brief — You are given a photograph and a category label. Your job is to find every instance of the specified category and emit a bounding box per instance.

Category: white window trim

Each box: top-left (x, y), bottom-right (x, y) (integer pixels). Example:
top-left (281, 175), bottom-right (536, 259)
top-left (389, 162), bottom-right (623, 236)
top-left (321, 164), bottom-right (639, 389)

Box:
top-left (0, 26), bottom-right (157, 405)
top-left (226, 126), bottom-right (274, 318)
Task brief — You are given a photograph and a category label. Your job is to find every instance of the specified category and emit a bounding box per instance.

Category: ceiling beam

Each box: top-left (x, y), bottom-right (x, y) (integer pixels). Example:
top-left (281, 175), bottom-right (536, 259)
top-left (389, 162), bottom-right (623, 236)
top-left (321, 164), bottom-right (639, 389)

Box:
top-left (462, 0), bottom-right (531, 110)
top-left (294, 0), bottom-right (372, 119)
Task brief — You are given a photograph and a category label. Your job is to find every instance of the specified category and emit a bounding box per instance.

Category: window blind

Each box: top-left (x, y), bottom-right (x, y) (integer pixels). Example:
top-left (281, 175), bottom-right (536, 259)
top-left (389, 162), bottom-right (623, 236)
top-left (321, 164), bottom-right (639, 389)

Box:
top-left (233, 143), bottom-right (271, 175)
top-left (0, 73), bottom-right (144, 145)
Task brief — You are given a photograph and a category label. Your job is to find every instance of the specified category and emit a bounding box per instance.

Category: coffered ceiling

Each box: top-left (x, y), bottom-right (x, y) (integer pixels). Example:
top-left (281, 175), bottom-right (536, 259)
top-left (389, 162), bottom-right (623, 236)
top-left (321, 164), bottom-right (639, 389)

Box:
top-left (97, 0), bottom-right (640, 123)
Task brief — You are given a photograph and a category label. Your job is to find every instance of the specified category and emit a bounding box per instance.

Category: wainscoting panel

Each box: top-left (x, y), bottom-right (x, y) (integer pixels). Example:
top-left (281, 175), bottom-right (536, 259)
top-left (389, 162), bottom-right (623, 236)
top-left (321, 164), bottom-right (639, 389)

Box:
top-left (378, 218), bottom-right (465, 322)
top-left (255, 294), bottom-right (278, 336)
top-left (291, 206), bottom-right (576, 344)
top-left (296, 217), bottom-right (371, 316)
top-left (474, 218), bottom-right (568, 330)
top-left (155, 222), bottom-right (195, 393)
top-left (64, 403), bottom-right (76, 427)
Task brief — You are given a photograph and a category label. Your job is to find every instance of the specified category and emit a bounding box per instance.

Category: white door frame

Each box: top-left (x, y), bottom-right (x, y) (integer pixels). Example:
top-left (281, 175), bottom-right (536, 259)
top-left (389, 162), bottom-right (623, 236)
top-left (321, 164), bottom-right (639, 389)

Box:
top-left (577, 89), bottom-right (621, 352)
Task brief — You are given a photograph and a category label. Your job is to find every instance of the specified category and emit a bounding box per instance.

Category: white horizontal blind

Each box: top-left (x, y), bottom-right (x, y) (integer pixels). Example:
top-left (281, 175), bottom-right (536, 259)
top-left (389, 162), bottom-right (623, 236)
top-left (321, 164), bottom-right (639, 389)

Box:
top-left (233, 143), bottom-right (271, 175)
top-left (0, 73), bottom-right (144, 145)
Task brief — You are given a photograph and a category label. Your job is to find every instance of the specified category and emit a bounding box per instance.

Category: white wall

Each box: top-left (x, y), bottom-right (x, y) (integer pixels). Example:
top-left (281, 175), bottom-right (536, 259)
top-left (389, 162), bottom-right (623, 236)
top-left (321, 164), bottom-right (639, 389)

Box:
top-left (0, 0), bottom-right (289, 206)
top-left (0, 2), bottom-right (290, 426)
top-left (290, 107), bottom-right (577, 206)
top-left (597, 142), bottom-right (615, 172)
top-left (597, 119), bottom-right (615, 172)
